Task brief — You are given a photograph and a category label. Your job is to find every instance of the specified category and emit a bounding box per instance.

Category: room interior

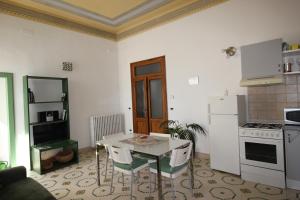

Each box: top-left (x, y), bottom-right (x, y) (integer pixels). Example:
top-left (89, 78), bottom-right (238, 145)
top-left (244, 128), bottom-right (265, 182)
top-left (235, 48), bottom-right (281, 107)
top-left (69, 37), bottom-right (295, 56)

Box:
top-left (1, 0), bottom-right (300, 199)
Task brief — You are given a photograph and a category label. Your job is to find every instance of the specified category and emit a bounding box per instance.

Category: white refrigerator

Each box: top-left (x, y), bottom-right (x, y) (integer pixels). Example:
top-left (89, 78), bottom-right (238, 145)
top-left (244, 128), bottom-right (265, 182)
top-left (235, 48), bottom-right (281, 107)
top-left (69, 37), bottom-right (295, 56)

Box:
top-left (208, 95), bottom-right (246, 175)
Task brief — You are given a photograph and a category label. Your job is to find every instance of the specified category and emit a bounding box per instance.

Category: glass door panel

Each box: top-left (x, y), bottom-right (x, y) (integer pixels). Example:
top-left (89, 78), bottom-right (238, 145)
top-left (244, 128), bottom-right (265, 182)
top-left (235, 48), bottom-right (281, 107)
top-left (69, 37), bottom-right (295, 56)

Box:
top-left (149, 79), bottom-right (163, 118)
top-left (245, 142), bottom-right (277, 164)
top-left (135, 80), bottom-right (146, 118)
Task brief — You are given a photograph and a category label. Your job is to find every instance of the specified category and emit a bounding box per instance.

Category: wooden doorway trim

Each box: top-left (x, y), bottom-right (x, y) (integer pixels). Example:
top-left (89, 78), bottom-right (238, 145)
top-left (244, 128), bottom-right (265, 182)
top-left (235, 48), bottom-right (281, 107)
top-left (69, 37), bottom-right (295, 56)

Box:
top-left (130, 56), bottom-right (168, 134)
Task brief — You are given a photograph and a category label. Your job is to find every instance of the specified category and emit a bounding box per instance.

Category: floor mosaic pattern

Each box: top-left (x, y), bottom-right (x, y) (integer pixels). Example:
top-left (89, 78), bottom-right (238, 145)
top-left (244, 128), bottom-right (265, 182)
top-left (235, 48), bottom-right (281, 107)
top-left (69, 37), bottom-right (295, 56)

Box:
top-left (30, 150), bottom-right (300, 200)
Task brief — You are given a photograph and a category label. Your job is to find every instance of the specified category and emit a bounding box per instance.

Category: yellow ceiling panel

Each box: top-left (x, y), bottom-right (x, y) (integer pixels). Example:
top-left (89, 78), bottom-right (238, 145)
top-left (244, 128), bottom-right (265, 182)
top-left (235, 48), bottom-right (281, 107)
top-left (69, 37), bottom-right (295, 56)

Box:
top-left (63, 0), bottom-right (148, 19)
top-left (1, 0), bottom-right (227, 40)
top-left (116, 0), bottom-right (199, 33)
top-left (6, 0), bottom-right (117, 32)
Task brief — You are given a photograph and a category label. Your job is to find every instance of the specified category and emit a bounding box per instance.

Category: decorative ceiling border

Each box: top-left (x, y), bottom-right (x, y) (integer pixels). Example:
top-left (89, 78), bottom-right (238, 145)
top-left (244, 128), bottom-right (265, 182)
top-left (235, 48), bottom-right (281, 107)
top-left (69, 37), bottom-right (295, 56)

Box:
top-left (0, 0), bottom-right (228, 41)
top-left (117, 0), bottom-right (229, 40)
top-left (34, 0), bottom-right (171, 26)
top-left (0, 0), bottom-right (117, 40)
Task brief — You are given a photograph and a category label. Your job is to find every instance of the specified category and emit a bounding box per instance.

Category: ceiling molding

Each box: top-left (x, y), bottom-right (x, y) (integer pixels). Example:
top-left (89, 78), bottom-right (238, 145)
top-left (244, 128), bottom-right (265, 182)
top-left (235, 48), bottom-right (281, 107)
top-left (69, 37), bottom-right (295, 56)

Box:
top-left (0, 0), bottom-right (228, 41)
top-left (0, 0), bottom-right (117, 40)
top-left (117, 0), bottom-right (229, 40)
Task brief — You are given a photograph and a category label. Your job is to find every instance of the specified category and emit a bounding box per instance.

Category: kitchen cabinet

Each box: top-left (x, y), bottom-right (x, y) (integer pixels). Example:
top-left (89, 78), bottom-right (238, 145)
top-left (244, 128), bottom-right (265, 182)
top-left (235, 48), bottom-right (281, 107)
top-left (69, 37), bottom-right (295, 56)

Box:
top-left (241, 38), bottom-right (282, 79)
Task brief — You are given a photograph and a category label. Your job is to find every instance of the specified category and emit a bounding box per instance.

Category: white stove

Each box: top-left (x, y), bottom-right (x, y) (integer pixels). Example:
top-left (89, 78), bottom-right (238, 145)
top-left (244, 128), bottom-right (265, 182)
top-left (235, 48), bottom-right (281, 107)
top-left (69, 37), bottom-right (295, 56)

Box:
top-left (239, 123), bottom-right (286, 188)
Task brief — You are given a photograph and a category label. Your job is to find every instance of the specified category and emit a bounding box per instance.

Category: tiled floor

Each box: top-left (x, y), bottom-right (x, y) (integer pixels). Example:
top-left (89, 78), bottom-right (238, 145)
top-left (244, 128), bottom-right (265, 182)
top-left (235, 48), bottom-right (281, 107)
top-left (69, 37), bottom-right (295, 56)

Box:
top-left (30, 149), bottom-right (300, 200)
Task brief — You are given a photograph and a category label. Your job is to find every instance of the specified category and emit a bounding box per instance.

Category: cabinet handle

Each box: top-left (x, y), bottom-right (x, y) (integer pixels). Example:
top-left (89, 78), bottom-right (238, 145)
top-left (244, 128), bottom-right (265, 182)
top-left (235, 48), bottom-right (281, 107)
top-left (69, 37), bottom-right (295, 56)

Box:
top-left (288, 133), bottom-right (291, 143)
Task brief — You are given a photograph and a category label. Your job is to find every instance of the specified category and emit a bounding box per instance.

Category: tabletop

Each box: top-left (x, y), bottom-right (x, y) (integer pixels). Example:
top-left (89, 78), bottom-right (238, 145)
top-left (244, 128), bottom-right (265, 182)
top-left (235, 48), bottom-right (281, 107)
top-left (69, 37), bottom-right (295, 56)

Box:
top-left (96, 133), bottom-right (190, 157)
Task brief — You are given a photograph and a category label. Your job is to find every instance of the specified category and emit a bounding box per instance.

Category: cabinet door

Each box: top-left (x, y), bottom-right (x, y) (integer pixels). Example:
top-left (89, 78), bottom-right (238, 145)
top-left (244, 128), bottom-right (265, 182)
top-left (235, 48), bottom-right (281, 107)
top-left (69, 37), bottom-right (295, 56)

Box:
top-left (241, 38), bottom-right (282, 79)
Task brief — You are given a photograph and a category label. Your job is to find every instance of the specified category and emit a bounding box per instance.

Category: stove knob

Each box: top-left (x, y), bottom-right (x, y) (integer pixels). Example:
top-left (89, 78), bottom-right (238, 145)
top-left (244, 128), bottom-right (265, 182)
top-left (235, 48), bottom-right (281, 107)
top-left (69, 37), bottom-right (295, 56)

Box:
top-left (271, 133), bottom-right (274, 137)
top-left (266, 133), bottom-right (269, 137)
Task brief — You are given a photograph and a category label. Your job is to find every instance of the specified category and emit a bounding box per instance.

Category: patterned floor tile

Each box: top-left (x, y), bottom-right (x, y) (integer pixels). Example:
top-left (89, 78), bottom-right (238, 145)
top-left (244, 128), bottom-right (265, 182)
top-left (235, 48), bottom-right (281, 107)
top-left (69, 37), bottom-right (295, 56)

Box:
top-left (30, 150), bottom-right (300, 200)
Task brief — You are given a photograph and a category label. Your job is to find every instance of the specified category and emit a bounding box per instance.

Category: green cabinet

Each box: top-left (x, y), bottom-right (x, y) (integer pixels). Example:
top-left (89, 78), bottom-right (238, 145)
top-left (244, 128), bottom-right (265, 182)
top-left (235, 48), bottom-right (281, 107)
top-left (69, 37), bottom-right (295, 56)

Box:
top-left (23, 76), bottom-right (78, 174)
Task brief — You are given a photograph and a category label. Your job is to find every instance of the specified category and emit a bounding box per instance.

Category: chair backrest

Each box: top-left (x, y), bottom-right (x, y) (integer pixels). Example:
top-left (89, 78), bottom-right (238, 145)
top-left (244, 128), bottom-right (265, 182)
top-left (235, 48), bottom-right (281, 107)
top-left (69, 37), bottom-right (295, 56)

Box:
top-left (150, 132), bottom-right (171, 138)
top-left (108, 145), bottom-right (132, 164)
top-left (169, 142), bottom-right (193, 167)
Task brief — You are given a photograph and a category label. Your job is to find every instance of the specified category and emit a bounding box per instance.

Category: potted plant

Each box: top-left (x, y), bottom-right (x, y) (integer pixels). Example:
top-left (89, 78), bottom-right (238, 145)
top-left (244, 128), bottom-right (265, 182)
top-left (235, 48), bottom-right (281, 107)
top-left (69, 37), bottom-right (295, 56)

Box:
top-left (160, 120), bottom-right (206, 155)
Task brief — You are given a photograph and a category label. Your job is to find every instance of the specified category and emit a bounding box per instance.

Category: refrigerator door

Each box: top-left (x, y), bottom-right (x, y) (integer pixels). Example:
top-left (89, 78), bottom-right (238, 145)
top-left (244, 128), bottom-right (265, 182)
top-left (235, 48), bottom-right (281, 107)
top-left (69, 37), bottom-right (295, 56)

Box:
top-left (209, 114), bottom-right (240, 175)
top-left (209, 96), bottom-right (238, 115)
top-left (285, 126), bottom-right (300, 190)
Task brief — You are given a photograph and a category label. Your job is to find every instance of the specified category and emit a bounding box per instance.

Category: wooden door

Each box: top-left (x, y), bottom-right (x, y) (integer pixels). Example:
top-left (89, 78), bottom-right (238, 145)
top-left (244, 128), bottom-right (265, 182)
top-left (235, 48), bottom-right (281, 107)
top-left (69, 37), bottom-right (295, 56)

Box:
top-left (131, 56), bottom-right (168, 134)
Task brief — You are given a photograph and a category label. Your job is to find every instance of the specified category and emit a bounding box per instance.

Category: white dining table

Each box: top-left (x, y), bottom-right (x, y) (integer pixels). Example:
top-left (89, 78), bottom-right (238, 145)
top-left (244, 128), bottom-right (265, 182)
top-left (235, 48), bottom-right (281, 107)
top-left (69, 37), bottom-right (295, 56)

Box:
top-left (95, 133), bottom-right (194, 200)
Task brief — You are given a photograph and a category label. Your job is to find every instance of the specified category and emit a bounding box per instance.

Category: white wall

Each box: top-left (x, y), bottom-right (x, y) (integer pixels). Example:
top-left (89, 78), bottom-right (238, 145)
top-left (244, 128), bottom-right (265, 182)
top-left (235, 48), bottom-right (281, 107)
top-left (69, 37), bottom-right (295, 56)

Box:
top-left (0, 14), bottom-right (120, 166)
top-left (117, 0), bottom-right (300, 153)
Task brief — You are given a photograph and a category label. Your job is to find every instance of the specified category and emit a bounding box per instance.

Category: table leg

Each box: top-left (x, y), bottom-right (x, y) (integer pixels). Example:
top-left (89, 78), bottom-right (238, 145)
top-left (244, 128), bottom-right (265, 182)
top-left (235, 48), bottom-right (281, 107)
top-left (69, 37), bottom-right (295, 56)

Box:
top-left (156, 156), bottom-right (162, 200)
top-left (190, 152), bottom-right (194, 189)
top-left (96, 144), bottom-right (101, 186)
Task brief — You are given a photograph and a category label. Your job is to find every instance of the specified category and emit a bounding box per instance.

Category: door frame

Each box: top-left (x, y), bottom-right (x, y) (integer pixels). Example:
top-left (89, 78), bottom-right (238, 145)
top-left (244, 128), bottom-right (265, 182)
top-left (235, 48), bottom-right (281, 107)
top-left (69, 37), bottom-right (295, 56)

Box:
top-left (0, 72), bottom-right (16, 167)
top-left (130, 56), bottom-right (168, 134)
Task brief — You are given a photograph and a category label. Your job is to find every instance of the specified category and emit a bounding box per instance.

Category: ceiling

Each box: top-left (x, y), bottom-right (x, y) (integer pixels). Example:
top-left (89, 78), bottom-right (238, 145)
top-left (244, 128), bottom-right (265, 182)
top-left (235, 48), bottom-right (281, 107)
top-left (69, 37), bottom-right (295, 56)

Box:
top-left (0, 0), bottom-right (227, 40)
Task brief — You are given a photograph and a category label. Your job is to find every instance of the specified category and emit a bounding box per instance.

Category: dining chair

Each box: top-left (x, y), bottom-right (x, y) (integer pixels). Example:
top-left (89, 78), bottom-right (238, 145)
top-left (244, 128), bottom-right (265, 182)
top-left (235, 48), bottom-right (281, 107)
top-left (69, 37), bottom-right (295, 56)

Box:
top-left (108, 145), bottom-right (151, 200)
top-left (102, 132), bottom-right (125, 179)
top-left (149, 142), bottom-right (193, 199)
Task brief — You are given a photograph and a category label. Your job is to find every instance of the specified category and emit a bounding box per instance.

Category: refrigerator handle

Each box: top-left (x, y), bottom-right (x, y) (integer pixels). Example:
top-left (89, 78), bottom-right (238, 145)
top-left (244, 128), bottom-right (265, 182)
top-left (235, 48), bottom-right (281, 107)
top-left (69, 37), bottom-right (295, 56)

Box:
top-left (208, 104), bottom-right (211, 125)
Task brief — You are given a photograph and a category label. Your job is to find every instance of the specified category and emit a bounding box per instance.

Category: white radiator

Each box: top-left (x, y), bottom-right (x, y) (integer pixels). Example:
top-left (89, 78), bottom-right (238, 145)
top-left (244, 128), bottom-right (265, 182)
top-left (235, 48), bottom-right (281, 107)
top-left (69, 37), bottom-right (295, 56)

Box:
top-left (90, 114), bottom-right (124, 147)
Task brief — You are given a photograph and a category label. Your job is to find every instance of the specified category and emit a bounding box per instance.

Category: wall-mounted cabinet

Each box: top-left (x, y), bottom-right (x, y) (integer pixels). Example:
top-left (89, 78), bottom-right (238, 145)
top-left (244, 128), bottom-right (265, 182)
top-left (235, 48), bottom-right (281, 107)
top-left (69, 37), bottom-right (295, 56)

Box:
top-left (23, 76), bottom-right (78, 174)
top-left (241, 38), bottom-right (283, 79)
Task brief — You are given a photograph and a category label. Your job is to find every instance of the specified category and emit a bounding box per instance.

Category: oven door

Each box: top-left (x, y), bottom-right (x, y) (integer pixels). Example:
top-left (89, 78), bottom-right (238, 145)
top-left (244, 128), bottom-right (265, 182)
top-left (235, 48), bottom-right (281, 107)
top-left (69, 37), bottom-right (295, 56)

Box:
top-left (239, 137), bottom-right (284, 171)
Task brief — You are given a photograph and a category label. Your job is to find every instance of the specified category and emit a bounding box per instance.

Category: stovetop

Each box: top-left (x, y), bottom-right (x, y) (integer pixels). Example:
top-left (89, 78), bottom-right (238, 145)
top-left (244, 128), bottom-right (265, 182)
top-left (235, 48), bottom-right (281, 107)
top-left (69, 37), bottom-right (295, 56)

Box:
top-left (242, 123), bottom-right (283, 130)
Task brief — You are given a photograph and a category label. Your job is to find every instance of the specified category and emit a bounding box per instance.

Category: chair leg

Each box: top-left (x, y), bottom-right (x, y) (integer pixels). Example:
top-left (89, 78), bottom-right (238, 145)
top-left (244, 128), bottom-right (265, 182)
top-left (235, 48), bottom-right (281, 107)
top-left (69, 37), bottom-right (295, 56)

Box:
top-left (189, 163), bottom-right (194, 195)
top-left (137, 171), bottom-right (140, 183)
top-left (170, 177), bottom-right (176, 200)
top-left (110, 162), bottom-right (114, 194)
top-left (104, 150), bottom-right (109, 179)
top-left (149, 168), bottom-right (151, 196)
top-left (131, 170), bottom-right (134, 200)
top-left (122, 173), bottom-right (125, 187)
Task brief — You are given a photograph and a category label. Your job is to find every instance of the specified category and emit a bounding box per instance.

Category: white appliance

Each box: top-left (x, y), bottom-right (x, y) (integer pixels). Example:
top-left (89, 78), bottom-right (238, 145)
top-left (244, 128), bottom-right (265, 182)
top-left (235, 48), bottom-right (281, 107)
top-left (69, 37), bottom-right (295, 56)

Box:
top-left (239, 123), bottom-right (285, 188)
top-left (208, 95), bottom-right (246, 175)
top-left (284, 108), bottom-right (300, 190)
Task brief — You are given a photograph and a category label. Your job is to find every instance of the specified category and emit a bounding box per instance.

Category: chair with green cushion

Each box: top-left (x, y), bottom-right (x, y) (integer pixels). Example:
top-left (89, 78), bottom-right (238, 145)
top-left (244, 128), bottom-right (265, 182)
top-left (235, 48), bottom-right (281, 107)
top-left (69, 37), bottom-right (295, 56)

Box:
top-left (108, 145), bottom-right (151, 200)
top-left (149, 142), bottom-right (193, 199)
top-left (102, 132), bottom-right (126, 179)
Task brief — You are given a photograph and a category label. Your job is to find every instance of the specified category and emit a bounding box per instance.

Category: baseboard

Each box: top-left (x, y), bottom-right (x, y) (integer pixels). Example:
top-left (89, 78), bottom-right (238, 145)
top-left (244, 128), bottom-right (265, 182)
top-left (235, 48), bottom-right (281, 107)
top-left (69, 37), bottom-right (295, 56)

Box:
top-left (195, 152), bottom-right (209, 159)
top-left (79, 147), bottom-right (94, 153)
